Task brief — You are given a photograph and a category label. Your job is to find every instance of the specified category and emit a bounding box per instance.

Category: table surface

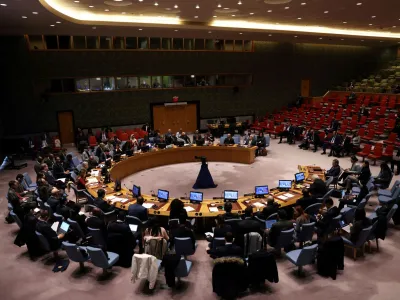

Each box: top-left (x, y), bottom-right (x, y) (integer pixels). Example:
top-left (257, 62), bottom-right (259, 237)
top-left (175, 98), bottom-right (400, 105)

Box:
top-left (85, 147), bottom-right (325, 218)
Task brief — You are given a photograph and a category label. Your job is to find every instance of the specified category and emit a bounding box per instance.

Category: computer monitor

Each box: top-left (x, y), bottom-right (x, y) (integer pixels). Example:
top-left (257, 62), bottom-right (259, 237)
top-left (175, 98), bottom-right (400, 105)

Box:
top-left (255, 185), bottom-right (269, 197)
top-left (294, 172), bottom-right (305, 183)
top-left (157, 189), bottom-right (169, 202)
top-left (278, 180), bottom-right (292, 189)
top-left (133, 185), bottom-right (141, 197)
top-left (189, 191), bottom-right (203, 203)
top-left (224, 190), bottom-right (238, 202)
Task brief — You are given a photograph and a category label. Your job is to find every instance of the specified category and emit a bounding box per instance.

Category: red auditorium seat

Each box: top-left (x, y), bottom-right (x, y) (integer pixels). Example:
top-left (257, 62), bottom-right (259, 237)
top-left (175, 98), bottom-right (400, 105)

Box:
top-left (270, 124), bottom-right (284, 138)
top-left (382, 145), bottom-right (394, 159)
top-left (384, 132), bottom-right (397, 144)
top-left (357, 128), bottom-right (365, 138)
top-left (89, 136), bottom-right (97, 147)
top-left (361, 129), bottom-right (375, 141)
top-left (376, 107), bottom-right (387, 117)
top-left (120, 133), bottom-right (129, 141)
top-left (367, 108), bottom-right (377, 121)
top-left (357, 144), bottom-right (372, 161)
top-left (385, 119), bottom-right (396, 131)
top-left (375, 124), bottom-right (385, 136)
top-left (368, 144), bottom-right (383, 165)
top-left (338, 125), bottom-right (347, 135)
top-left (358, 116), bottom-right (367, 126)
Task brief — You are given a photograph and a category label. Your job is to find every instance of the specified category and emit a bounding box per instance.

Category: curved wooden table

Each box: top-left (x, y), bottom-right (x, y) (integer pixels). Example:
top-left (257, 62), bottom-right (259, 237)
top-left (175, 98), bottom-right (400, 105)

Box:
top-left (86, 146), bottom-right (324, 218)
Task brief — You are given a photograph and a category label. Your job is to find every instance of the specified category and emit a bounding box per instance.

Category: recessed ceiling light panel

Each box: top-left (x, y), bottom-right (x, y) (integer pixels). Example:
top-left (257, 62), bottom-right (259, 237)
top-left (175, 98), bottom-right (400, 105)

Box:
top-left (264, 0), bottom-right (292, 4)
top-left (104, 1), bottom-right (133, 6)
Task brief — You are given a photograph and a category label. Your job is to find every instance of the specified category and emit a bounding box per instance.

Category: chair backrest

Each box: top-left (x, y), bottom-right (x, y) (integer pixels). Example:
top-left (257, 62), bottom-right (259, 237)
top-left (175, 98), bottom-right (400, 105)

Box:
top-left (357, 199), bottom-right (367, 209)
top-left (62, 242), bottom-right (87, 263)
top-left (174, 237), bottom-right (196, 256)
top-left (70, 172), bottom-right (78, 182)
top-left (72, 156), bottom-right (80, 167)
top-left (76, 164), bottom-right (83, 172)
top-left (174, 257), bottom-right (191, 278)
top-left (83, 191), bottom-right (96, 204)
top-left (35, 231), bottom-right (51, 252)
top-left (86, 246), bottom-right (109, 268)
top-left (254, 216), bottom-right (266, 229)
top-left (10, 211), bottom-right (22, 228)
top-left (325, 177), bottom-right (334, 187)
top-left (53, 213), bottom-right (63, 222)
top-left (23, 172), bottom-right (33, 186)
top-left (266, 213), bottom-right (278, 220)
top-left (354, 226), bottom-right (373, 248)
top-left (67, 218), bottom-right (86, 239)
top-left (390, 180), bottom-right (400, 194)
top-left (305, 203), bottom-right (322, 215)
top-left (212, 237), bottom-right (226, 250)
top-left (321, 189), bottom-right (334, 202)
top-left (296, 222), bottom-right (315, 242)
top-left (296, 244), bottom-right (318, 265)
top-left (275, 228), bottom-right (294, 249)
top-left (87, 227), bottom-right (106, 247)
top-left (126, 215), bottom-right (143, 229)
top-left (342, 207), bottom-right (356, 224)
top-left (386, 204), bottom-right (398, 224)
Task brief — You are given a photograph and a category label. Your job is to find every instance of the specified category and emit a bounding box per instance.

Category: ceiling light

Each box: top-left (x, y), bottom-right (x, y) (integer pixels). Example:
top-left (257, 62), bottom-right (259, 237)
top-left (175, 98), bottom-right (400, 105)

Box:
top-left (195, 4), bottom-right (199, 9)
top-left (223, 8), bottom-right (230, 10)
top-left (301, 2), bottom-right (306, 5)
top-left (0, 3), bottom-right (7, 6)
top-left (357, 2), bottom-right (362, 5)
top-left (361, 39), bottom-right (364, 41)
top-left (369, 24), bottom-right (373, 26)
top-left (297, 17), bottom-right (302, 20)
top-left (232, 15), bottom-right (235, 17)
top-left (22, 16), bottom-right (27, 19)
top-left (319, 37), bottom-right (322, 39)
top-left (56, 21), bottom-right (61, 24)
top-left (96, 78), bottom-right (101, 80)
top-left (238, 1), bottom-right (242, 4)
top-left (154, 2), bottom-right (158, 6)
top-left (92, 26), bottom-right (96, 29)
top-left (138, 28), bottom-right (143, 30)
top-left (174, 4), bottom-right (178, 8)
top-left (294, 35), bottom-right (298, 37)
top-left (239, 32), bottom-right (243, 35)
top-left (74, 1), bottom-right (79, 2)
top-left (194, 16), bottom-right (198, 18)
top-left (174, 29), bottom-right (178, 31)
top-left (250, 13), bottom-right (254, 15)
top-left (89, 6), bottom-right (94, 8)
top-left (343, 21), bottom-right (347, 24)
top-left (122, 12), bottom-right (126, 14)
top-left (213, 15), bottom-right (217, 18)
top-left (114, 0), bottom-right (123, 1)
top-left (341, 39), bottom-right (344, 41)
top-left (139, 0), bottom-right (143, 2)
top-left (105, 9), bottom-right (109, 11)
top-left (267, 10), bottom-right (272, 13)
top-left (285, 7), bottom-right (289, 10)
top-left (268, 34), bottom-right (272, 36)
top-left (208, 31), bottom-right (212, 33)
top-left (324, 11), bottom-right (329, 13)
top-left (50, 24), bottom-right (55, 27)
top-left (218, 4), bottom-right (221, 8)
top-left (32, 12), bottom-right (38, 14)
top-left (393, 26), bottom-right (397, 28)
top-left (371, 16), bottom-right (376, 18)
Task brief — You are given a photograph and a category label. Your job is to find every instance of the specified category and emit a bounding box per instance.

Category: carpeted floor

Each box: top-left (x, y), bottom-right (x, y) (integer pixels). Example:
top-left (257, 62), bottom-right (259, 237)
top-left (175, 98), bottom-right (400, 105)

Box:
top-left (1, 138), bottom-right (399, 300)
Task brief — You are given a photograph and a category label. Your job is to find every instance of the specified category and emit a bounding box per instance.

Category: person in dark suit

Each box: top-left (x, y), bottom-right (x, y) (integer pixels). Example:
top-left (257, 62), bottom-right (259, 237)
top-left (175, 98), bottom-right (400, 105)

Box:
top-left (266, 210), bottom-right (294, 247)
top-left (309, 176), bottom-right (328, 198)
top-left (192, 130), bottom-right (203, 144)
top-left (174, 213), bottom-right (196, 250)
top-left (52, 156), bottom-right (70, 179)
top-left (256, 196), bottom-right (280, 220)
top-left (329, 119), bottom-right (340, 132)
top-left (209, 232), bottom-right (243, 258)
top-left (94, 189), bottom-right (115, 213)
top-left (223, 134), bottom-right (235, 145)
top-left (278, 122), bottom-right (295, 144)
top-left (107, 211), bottom-right (136, 267)
top-left (68, 203), bottom-right (88, 233)
top-left (36, 210), bottom-right (64, 254)
top-left (127, 196), bottom-right (148, 222)
top-left (40, 163), bottom-right (57, 186)
top-left (7, 180), bottom-right (29, 221)
top-left (47, 188), bottom-right (62, 212)
top-left (325, 159), bottom-right (341, 178)
top-left (296, 188), bottom-right (320, 210)
top-left (315, 198), bottom-right (340, 237)
top-left (338, 184), bottom-right (369, 210)
top-left (213, 215), bottom-right (232, 238)
top-left (34, 156), bottom-right (43, 174)
top-left (321, 132), bottom-right (343, 155)
top-left (298, 129), bottom-right (312, 150)
top-left (236, 207), bottom-right (263, 249)
top-left (86, 207), bottom-right (107, 241)
top-left (180, 132), bottom-right (191, 144)
top-left (223, 202), bottom-right (239, 220)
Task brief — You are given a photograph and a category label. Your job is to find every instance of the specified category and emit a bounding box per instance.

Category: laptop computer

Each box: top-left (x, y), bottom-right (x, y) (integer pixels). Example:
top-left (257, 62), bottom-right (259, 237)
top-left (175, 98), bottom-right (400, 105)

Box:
top-left (51, 221), bottom-right (70, 234)
top-left (265, 219), bottom-right (277, 229)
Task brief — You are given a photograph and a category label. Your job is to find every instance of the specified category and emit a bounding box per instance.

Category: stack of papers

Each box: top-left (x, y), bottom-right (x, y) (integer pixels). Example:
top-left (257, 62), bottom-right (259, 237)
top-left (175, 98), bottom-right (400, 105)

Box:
top-left (143, 203), bottom-right (154, 209)
top-left (87, 177), bottom-right (98, 184)
top-left (283, 193), bottom-right (295, 198)
top-left (105, 195), bottom-right (116, 200)
top-left (184, 206), bottom-right (195, 212)
top-left (277, 195), bottom-right (289, 201)
top-left (253, 202), bottom-right (266, 208)
top-left (209, 207), bottom-right (219, 212)
top-left (91, 170), bottom-right (100, 177)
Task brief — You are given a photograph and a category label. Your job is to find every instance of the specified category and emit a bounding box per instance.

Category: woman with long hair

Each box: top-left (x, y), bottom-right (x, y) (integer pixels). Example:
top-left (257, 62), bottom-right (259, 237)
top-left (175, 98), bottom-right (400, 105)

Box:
top-left (169, 198), bottom-right (188, 220)
top-left (76, 168), bottom-right (87, 190)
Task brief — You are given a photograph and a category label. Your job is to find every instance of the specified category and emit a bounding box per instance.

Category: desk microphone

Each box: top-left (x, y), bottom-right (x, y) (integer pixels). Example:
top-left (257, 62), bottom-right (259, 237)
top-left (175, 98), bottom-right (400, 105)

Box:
top-left (151, 190), bottom-right (156, 197)
top-left (123, 184), bottom-right (133, 195)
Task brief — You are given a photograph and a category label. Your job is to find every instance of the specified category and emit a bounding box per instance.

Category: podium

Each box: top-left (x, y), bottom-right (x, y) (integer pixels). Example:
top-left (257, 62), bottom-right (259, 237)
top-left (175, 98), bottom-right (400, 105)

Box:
top-left (192, 157), bottom-right (217, 189)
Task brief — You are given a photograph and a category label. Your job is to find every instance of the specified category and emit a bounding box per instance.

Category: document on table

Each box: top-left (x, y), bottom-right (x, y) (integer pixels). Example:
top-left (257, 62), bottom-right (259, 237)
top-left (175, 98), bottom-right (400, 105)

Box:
top-left (91, 170), bottom-right (100, 177)
top-left (184, 206), bottom-right (195, 212)
top-left (143, 203), bottom-right (154, 209)
top-left (51, 222), bottom-right (59, 233)
top-left (283, 193), bottom-right (295, 198)
top-left (87, 177), bottom-right (98, 184)
top-left (277, 195), bottom-right (289, 201)
top-left (253, 202), bottom-right (266, 208)
top-left (209, 207), bottom-right (219, 212)
top-left (105, 195), bottom-right (116, 200)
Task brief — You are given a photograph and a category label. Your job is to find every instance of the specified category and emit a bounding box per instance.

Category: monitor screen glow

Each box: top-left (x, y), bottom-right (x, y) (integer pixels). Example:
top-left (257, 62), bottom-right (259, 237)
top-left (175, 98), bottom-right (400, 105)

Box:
top-left (295, 172), bottom-right (305, 182)
top-left (189, 191), bottom-right (203, 202)
top-left (157, 189), bottom-right (169, 201)
top-left (255, 185), bottom-right (269, 196)
top-left (224, 190), bottom-right (238, 201)
top-left (278, 180), bottom-right (292, 189)
top-left (133, 185), bottom-right (140, 197)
